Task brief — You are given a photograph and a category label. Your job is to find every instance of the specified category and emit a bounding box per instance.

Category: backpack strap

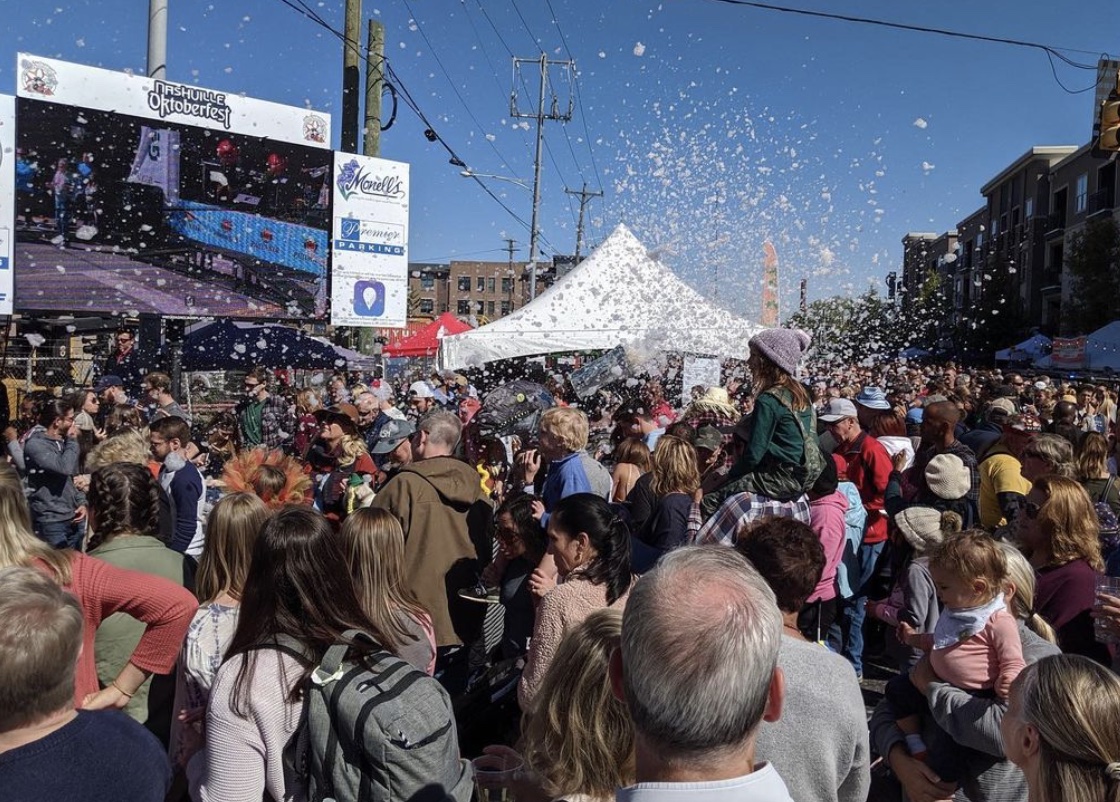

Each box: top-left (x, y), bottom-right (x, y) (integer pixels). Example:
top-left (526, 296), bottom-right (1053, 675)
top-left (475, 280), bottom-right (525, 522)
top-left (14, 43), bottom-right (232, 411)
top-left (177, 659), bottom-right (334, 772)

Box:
top-left (764, 387), bottom-right (817, 448)
top-left (312, 629), bottom-right (392, 687)
top-left (1100, 476), bottom-right (1117, 505)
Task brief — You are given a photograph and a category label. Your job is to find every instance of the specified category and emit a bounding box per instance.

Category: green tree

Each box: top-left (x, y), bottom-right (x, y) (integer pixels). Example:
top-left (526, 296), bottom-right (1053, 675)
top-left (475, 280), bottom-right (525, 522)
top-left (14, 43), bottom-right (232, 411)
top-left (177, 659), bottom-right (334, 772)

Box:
top-left (956, 253), bottom-right (1026, 358)
top-left (1064, 216), bottom-right (1120, 334)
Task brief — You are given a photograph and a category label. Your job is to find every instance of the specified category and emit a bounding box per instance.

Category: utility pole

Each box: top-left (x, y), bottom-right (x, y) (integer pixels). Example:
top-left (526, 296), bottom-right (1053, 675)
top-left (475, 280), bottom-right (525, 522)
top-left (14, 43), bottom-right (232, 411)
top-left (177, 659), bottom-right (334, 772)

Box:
top-left (341, 0), bottom-right (362, 153)
top-left (564, 182), bottom-right (602, 262)
top-left (511, 55), bottom-right (573, 300)
top-left (357, 17), bottom-right (385, 357)
top-left (363, 19), bottom-right (384, 157)
top-left (504, 237), bottom-right (518, 309)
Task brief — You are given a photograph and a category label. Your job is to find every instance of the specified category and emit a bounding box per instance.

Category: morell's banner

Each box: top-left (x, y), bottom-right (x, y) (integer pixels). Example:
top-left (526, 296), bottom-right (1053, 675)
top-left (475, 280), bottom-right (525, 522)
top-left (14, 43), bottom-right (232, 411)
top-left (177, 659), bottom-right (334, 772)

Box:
top-left (1051, 337), bottom-right (1087, 370)
top-left (331, 153), bottom-right (409, 328)
top-left (0, 94), bottom-right (14, 315)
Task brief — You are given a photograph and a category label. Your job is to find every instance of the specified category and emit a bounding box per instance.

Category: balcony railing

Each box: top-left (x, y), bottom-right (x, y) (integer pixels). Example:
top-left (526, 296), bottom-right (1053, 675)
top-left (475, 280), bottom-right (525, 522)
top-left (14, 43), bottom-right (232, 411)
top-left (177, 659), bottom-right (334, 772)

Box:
top-left (1087, 188), bottom-right (1115, 218)
top-left (1043, 212), bottom-right (1066, 238)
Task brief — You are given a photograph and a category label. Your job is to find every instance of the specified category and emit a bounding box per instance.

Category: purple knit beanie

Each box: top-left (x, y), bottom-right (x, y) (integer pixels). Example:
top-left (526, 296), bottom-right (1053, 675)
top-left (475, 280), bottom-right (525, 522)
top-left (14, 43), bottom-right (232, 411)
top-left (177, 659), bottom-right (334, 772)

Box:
top-left (748, 328), bottom-right (812, 377)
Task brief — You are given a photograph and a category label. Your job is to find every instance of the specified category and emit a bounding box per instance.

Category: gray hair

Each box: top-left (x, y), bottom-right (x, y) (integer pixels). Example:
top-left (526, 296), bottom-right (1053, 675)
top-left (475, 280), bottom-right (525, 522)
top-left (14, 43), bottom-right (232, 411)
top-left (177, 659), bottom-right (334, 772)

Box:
top-left (0, 566), bottom-right (84, 730)
top-left (620, 545), bottom-right (782, 758)
top-left (419, 410), bottom-right (462, 451)
top-left (1022, 434), bottom-right (1076, 479)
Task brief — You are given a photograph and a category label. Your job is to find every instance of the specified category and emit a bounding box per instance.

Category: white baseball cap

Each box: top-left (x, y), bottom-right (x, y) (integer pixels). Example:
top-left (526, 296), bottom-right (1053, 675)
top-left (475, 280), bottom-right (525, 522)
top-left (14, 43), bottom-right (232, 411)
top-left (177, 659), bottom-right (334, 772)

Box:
top-left (408, 381), bottom-right (435, 399)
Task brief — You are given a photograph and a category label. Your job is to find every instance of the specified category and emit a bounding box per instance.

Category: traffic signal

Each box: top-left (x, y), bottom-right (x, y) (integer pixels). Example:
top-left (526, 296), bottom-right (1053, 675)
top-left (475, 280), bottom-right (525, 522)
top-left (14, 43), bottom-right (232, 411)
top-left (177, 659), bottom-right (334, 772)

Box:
top-left (1096, 72), bottom-right (1120, 155)
top-left (1101, 93), bottom-right (1120, 153)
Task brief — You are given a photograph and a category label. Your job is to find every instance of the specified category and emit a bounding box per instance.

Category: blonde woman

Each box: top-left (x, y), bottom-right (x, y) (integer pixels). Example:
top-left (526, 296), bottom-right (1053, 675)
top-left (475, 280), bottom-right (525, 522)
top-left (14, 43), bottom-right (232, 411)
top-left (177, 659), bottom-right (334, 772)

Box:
top-left (170, 492), bottom-right (271, 770)
top-left (485, 608), bottom-right (634, 802)
top-left (317, 405), bottom-right (376, 526)
top-left (634, 436), bottom-right (700, 566)
top-left (338, 507), bottom-right (436, 675)
top-left (1017, 475), bottom-right (1109, 663)
top-left (0, 461), bottom-right (194, 712)
top-left (1002, 654), bottom-right (1120, 802)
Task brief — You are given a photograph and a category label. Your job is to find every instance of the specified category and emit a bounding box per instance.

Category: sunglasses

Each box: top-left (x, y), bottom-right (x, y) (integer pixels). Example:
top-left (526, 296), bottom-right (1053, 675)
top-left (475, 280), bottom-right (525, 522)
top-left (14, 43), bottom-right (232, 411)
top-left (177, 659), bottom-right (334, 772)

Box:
top-left (1024, 501), bottom-right (1041, 520)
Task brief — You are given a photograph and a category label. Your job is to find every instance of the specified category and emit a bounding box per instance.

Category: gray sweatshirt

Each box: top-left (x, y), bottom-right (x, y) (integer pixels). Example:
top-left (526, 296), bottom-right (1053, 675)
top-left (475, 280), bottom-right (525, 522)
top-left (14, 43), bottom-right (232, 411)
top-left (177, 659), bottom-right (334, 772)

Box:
top-left (24, 426), bottom-right (83, 523)
top-left (870, 622), bottom-right (1061, 802)
top-left (756, 635), bottom-right (870, 802)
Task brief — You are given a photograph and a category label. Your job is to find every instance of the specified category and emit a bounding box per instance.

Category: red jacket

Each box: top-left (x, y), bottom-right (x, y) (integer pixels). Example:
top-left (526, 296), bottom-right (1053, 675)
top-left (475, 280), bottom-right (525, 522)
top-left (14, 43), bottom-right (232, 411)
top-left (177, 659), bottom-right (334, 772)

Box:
top-left (839, 432), bottom-right (893, 543)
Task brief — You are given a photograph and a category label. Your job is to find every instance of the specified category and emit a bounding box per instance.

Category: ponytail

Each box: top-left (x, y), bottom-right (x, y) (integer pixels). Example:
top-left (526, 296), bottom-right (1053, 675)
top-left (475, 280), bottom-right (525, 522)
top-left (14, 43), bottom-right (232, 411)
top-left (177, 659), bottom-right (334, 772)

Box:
top-left (1025, 610), bottom-right (1059, 645)
top-left (552, 494), bottom-right (634, 604)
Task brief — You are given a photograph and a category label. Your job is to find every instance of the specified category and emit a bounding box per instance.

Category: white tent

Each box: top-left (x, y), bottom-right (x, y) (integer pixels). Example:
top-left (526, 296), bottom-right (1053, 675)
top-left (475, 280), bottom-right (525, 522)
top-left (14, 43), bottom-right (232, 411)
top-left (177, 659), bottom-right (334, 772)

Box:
top-left (438, 224), bottom-right (766, 369)
top-left (995, 333), bottom-right (1051, 363)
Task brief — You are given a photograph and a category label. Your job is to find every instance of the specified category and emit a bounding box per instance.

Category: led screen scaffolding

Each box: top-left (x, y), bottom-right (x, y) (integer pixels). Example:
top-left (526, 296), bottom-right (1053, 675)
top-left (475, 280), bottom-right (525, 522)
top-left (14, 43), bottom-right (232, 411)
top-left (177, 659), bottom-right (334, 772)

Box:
top-left (12, 54), bottom-right (333, 320)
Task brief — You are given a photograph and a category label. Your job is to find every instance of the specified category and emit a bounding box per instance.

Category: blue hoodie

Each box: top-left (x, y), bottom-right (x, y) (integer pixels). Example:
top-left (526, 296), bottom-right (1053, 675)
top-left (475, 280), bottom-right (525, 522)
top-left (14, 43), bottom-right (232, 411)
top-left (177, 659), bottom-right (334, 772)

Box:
top-left (834, 481), bottom-right (868, 599)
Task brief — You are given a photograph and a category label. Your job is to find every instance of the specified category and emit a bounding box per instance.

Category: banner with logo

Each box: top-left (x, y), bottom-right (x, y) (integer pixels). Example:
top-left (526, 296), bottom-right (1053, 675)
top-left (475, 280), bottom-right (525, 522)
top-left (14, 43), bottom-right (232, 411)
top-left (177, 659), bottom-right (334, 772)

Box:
top-left (16, 54), bottom-right (329, 148)
top-left (0, 95), bottom-right (13, 315)
top-left (127, 126), bottom-right (181, 204)
top-left (330, 152), bottom-right (410, 328)
top-left (1051, 337), bottom-right (1087, 370)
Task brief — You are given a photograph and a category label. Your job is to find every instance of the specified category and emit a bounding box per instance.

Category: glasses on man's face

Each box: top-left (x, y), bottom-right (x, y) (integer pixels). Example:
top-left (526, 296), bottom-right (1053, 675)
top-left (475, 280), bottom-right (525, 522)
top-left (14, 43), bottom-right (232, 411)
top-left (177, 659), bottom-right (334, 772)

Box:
top-left (1024, 501), bottom-right (1041, 520)
top-left (244, 382), bottom-right (260, 390)
top-left (118, 336), bottom-right (132, 344)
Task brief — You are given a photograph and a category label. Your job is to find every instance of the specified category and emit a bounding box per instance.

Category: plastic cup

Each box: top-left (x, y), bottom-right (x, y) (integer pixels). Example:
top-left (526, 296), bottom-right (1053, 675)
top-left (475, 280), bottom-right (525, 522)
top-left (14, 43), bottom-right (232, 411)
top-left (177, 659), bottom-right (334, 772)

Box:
top-left (471, 754), bottom-right (522, 802)
top-left (1094, 574), bottom-right (1120, 645)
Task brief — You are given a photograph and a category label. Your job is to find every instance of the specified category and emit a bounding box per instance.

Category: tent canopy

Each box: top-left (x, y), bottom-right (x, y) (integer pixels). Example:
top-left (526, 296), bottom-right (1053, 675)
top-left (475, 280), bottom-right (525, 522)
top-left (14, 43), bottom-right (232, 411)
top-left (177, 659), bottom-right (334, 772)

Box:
top-left (383, 312), bottom-right (473, 358)
top-left (438, 224), bottom-right (765, 369)
top-left (995, 333), bottom-right (1051, 362)
top-left (183, 320), bottom-right (347, 370)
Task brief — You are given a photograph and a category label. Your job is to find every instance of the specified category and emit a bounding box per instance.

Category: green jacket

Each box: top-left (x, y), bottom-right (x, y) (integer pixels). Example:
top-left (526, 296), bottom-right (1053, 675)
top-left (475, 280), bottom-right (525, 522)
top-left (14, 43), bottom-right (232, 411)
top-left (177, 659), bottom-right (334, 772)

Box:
top-left (90, 537), bottom-right (195, 731)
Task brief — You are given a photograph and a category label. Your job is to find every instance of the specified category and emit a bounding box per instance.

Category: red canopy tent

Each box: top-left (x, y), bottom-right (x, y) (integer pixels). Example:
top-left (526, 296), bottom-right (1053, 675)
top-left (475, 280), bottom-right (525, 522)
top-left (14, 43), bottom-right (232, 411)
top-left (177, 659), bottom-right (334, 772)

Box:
top-left (382, 313), bottom-right (473, 358)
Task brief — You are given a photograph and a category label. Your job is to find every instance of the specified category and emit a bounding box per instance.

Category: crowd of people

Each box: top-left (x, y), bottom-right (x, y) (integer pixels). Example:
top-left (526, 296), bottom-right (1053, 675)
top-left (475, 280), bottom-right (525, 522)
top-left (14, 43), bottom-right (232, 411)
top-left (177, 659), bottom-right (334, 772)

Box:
top-left (5, 325), bottom-right (1120, 802)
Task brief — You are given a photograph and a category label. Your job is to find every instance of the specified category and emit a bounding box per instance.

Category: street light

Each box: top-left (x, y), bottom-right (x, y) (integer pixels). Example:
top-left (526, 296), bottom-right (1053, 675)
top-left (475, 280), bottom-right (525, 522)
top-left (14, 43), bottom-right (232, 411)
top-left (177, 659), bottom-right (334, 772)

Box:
top-left (459, 170), bottom-right (532, 192)
top-left (460, 169), bottom-right (541, 299)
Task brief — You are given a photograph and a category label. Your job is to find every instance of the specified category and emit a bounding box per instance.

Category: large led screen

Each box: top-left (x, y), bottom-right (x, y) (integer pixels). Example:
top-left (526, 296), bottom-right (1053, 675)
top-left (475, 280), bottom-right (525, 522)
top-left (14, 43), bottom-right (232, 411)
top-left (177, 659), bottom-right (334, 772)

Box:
top-left (13, 54), bottom-right (332, 320)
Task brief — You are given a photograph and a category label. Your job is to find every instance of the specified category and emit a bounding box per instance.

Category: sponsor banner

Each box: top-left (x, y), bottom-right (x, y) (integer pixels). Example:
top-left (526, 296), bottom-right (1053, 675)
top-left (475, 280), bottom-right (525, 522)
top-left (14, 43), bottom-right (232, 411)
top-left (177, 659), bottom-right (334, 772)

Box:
top-left (569, 345), bottom-right (629, 399)
top-left (330, 152), bottom-right (410, 328)
top-left (0, 95), bottom-right (13, 314)
top-left (1051, 337), bottom-right (1087, 369)
top-left (680, 356), bottom-right (722, 406)
top-left (17, 54), bottom-right (330, 148)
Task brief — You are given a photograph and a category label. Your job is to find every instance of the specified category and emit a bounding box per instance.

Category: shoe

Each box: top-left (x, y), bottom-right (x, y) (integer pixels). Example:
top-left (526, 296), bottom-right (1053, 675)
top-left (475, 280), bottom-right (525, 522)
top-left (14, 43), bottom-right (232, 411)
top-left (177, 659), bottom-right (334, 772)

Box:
top-left (458, 584), bottom-right (501, 604)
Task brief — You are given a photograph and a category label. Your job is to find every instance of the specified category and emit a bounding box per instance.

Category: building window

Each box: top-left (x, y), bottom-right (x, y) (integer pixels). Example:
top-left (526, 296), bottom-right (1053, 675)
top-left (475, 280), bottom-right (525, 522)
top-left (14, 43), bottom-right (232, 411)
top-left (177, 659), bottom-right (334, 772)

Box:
top-left (991, 217), bottom-right (999, 237)
top-left (501, 277), bottom-right (514, 293)
top-left (421, 275), bottom-right (435, 290)
top-left (419, 298), bottom-right (434, 315)
top-left (457, 300), bottom-right (470, 315)
top-left (475, 300), bottom-right (484, 313)
top-left (457, 276), bottom-right (471, 292)
top-left (487, 278), bottom-right (496, 293)
top-left (1076, 174), bottom-right (1088, 213)
top-left (477, 277), bottom-right (486, 292)
top-left (487, 301), bottom-right (495, 316)
top-left (1025, 198), bottom-right (1033, 219)
top-left (501, 301), bottom-right (511, 315)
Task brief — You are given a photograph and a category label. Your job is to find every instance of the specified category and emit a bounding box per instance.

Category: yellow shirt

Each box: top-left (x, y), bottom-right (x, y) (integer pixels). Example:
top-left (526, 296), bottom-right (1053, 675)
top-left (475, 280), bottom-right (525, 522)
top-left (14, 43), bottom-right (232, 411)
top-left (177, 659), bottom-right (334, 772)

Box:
top-left (979, 449), bottom-right (1031, 529)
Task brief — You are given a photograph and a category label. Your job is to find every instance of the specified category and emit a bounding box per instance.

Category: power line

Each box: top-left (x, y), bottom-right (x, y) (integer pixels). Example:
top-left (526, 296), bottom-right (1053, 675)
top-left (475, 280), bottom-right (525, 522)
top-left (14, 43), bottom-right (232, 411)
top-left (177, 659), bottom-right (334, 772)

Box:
top-left (269, 0), bottom-right (560, 252)
top-left (544, 0), bottom-right (605, 194)
top-left (705, 0), bottom-right (1108, 96)
top-left (400, 0), bottom-right (518, 170)
top-left (508, 0), bottom-right (545, 54)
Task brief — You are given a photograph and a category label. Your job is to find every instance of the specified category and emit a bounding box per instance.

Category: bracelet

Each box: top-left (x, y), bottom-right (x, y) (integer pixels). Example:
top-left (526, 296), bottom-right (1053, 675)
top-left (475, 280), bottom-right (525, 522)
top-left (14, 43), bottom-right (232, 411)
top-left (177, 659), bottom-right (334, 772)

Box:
top-left (110, 681), bottom-right (135, 699)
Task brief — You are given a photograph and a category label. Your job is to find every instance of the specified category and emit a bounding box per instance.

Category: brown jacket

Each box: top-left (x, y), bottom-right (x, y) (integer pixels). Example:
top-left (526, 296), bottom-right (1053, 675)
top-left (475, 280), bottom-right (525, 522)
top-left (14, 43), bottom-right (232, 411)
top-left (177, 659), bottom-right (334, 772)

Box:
top-left (372, 456), bottom-right (492, 646)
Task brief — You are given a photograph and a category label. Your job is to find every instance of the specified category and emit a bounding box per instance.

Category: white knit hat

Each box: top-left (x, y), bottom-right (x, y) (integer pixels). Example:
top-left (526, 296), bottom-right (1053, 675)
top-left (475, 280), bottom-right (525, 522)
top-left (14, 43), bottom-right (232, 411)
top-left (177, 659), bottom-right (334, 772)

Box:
top-left (895, 506), bottom-right (948, 553)
top-left (924, 454), bottom-right (970, 501)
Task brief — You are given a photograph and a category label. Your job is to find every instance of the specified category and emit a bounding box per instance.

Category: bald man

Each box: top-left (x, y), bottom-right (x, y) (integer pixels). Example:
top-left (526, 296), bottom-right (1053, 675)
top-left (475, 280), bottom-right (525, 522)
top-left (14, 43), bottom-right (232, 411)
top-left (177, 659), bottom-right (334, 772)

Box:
top-left (906, 400), bottom-right (979, 508)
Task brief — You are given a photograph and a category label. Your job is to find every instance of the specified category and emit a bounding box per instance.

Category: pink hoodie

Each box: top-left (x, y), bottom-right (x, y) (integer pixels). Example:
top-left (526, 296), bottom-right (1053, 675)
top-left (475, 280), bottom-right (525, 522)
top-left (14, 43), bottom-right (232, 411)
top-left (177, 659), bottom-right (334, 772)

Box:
top-left (808, 490), bottom-right (849, 602)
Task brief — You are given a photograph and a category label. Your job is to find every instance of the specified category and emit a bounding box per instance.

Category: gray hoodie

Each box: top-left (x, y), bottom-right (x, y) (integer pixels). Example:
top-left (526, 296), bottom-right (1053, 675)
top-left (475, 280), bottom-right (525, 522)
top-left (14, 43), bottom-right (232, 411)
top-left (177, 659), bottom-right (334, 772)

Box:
top-left (23, 425), bottom-right (84, 523)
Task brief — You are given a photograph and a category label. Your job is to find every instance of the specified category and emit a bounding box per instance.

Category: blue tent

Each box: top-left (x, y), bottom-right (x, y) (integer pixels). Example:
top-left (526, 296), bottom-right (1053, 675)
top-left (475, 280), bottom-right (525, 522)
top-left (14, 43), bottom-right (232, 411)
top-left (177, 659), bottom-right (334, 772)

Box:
top-left (182, 320), bottom-right (346, 370)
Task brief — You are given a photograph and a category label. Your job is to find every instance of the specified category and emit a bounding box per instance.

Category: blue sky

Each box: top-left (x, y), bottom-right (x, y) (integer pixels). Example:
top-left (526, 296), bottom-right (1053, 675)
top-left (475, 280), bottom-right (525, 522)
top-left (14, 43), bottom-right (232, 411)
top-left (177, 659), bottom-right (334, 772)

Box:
top-left (1, 0), bottom-right (1116, 321)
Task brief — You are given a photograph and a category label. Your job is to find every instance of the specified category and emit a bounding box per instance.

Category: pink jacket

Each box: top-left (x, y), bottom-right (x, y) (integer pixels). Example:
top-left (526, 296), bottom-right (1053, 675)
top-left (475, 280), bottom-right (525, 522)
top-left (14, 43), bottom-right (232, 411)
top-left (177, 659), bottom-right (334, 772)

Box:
top-left (808, 491), bottom-right (849, 603)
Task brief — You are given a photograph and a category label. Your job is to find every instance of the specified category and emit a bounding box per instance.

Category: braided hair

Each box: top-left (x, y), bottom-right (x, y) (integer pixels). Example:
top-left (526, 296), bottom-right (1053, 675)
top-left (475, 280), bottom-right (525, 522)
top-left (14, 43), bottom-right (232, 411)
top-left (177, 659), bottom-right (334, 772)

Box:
top-left (551, 493), bottom-right (633, 605)
top-left (86, 462), bottom-right (162, 551)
